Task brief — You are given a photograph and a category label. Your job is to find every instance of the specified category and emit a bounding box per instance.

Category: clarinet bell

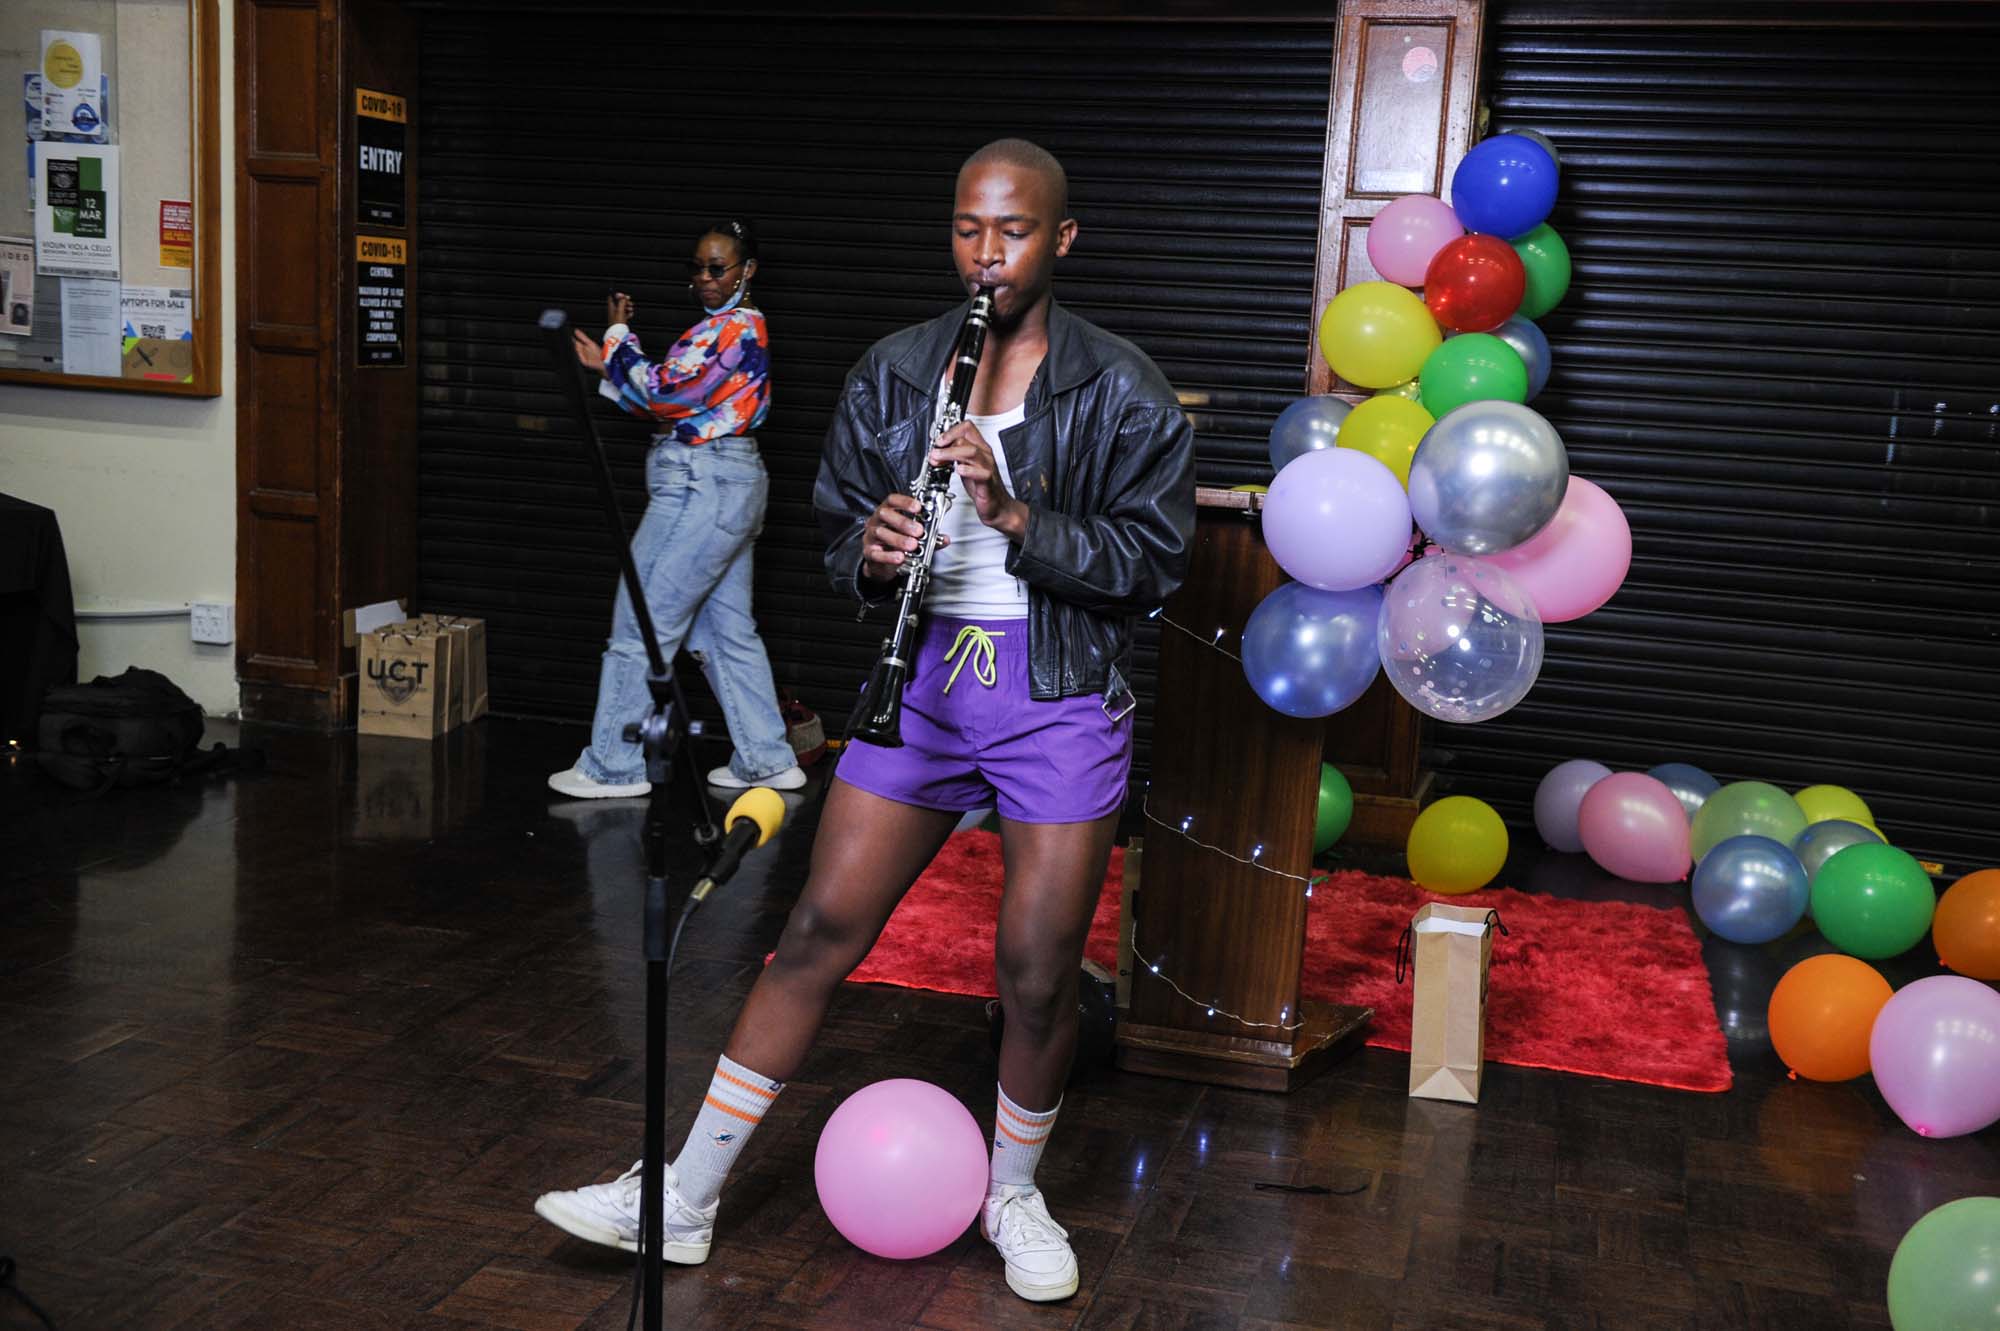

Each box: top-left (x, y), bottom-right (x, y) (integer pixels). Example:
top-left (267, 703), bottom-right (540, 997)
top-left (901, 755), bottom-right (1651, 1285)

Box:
top-left (850, 654), bottom-right (908, 748)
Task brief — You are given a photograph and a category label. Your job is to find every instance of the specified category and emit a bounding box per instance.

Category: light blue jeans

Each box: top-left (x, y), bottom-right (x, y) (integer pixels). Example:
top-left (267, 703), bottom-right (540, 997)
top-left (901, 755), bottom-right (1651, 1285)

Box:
top-left (577, 435), bottom-right (795, 785)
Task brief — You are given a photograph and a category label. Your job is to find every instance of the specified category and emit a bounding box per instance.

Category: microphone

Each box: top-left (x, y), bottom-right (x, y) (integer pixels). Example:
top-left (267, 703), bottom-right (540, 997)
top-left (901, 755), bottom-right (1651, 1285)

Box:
top-left (690, 788), bottom-right (786, 906)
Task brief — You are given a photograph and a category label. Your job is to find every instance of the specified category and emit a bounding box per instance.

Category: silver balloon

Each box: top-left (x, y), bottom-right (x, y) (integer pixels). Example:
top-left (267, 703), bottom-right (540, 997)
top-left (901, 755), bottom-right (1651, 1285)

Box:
top-left (1512, 127), bottom-right (1561, 167)
top-left (1377, 553), bottom-right (1544, 724)
top-left (1792, 818), bottom-right (1884, 883)
top-left (1407, 400), bottom-right (1569, 556)
top-left (1268, 395), bottom-right (1354, 474)
top-left (1647, 762), bottom-right (1721, 822)
top-left (1691, 835), bottom-right (1809, 944)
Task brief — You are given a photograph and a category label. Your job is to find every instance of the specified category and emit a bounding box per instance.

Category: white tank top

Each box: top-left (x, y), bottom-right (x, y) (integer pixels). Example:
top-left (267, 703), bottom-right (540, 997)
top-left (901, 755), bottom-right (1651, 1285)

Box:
top-left (927, 398), bottom-right (1029, 621)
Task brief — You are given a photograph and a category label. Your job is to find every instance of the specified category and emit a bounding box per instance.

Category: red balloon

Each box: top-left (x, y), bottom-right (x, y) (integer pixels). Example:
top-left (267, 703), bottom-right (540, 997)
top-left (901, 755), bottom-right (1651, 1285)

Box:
top-left (1423, 233), bottom-right (1527, 333)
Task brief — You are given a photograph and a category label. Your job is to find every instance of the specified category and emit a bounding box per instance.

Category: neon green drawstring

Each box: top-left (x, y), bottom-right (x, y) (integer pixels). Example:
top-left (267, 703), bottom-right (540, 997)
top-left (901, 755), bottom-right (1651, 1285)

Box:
top-left (942, 626), bottom-right (1006, 694)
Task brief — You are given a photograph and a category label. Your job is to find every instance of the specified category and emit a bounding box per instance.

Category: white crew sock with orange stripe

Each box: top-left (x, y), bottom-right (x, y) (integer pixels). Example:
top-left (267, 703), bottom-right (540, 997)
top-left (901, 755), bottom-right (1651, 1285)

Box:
top-left (670, 1053), bottom-right (783, 1210)
top-left (990, 1084), bottom-right (1060, 1190)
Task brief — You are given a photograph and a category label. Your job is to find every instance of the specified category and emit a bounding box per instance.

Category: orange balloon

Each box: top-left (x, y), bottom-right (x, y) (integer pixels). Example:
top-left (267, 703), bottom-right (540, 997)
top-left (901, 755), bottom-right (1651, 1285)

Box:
top-left (1935, 869), bottom-right (2000, 980)
top-left (1767, 954), bottom-right (1892, 1082)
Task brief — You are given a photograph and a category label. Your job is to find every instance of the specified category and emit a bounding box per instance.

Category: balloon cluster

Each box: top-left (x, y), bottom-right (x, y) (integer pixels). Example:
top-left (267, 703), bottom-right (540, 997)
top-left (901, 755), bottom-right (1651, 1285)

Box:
top-left (1247, 132), bottom-right (1633, 727)
top-left (1536, 759), bottom-right (2000, 1140)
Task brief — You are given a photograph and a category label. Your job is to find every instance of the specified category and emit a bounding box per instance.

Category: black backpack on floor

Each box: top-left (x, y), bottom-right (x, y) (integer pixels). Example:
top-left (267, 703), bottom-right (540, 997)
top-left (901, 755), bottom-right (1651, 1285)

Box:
top-left (35, 667), bottom-right (249, 793)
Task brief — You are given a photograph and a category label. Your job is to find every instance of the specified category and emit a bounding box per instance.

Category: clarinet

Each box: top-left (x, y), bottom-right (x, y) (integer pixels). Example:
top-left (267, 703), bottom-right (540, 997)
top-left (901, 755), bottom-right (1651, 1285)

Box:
top-left (849, 287), bottom-right (997, 748)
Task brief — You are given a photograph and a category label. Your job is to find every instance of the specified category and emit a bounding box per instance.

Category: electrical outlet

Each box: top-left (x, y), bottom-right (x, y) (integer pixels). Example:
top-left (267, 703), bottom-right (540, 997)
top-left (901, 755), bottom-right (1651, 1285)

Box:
top-left (190, 601), bottom-right (234, 645)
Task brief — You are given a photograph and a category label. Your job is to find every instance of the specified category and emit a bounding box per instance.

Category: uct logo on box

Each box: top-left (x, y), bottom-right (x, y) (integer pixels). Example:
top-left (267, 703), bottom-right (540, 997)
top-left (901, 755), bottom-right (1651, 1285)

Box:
top-left (367, 657), bottom-right (430, 704)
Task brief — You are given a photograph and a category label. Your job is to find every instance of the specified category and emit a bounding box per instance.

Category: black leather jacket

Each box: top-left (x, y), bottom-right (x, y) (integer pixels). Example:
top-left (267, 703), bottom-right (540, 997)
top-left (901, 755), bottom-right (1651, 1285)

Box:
top-left (816, 298), bottom-right (1196, 701)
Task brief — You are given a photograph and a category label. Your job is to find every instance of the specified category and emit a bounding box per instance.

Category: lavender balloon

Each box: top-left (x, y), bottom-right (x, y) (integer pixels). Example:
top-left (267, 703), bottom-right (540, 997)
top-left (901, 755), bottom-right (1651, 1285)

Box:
top-left (1377, 553), bottom-right (1544, 724)
top-left (1267, 395), bottom-right (1354, 473)
top-left (1534, 759), bottom-right (1611, 852)
top-left (1263, 448), bottom-right (1412, 591)
top-left (1241, 582), bottom-right (1383, 718)
top-left (1869, 976), bottom-right (2000, 1139)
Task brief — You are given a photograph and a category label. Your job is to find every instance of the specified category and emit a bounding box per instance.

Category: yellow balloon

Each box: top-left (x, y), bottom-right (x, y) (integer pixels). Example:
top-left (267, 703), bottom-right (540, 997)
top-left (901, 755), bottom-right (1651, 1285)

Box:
top-left (1407, 796), bottom-right (1508, 895)
top-left (1229, 483), bottom-right (1269, 493)
top-left (1338, 395), bottom-right (1435, 487)
top-left (1317, 282), bottom-right (1441, 389)
top-left (1794, 784), bottom-right (1873, 828)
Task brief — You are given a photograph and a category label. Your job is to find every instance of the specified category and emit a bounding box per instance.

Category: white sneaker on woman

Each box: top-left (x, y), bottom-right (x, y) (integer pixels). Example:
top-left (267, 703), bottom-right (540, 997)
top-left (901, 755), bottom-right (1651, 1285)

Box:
top-left (981, 1185), bottom-right (1079, 1302)
top-left (706, 764), bottom-right (807, 791)
top-left (547, 767), bottom-right (651, 799)
top-left (533, 1160), bottom-right (716, 1263)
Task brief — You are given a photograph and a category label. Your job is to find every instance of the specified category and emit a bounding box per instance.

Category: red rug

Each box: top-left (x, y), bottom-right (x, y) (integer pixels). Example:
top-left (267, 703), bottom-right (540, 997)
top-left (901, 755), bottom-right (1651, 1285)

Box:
top-left (841, 830), bottom-right (1733, 1094)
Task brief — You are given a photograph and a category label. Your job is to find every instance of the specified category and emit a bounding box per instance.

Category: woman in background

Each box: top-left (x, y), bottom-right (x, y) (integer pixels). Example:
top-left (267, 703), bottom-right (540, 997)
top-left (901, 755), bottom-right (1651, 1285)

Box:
top-left (548, 219), bottom-right (805, 799)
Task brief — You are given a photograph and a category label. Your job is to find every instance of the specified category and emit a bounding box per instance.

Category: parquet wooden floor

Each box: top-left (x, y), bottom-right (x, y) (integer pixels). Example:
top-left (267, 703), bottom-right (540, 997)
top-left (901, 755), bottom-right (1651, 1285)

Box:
top-left (2, 720), bottom-right (1990, 1330)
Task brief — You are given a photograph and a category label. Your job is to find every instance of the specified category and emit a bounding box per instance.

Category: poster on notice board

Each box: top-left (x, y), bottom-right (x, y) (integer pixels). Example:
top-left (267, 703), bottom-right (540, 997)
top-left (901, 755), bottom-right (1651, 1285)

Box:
top-left (36, 143), bottom-right (119, 278)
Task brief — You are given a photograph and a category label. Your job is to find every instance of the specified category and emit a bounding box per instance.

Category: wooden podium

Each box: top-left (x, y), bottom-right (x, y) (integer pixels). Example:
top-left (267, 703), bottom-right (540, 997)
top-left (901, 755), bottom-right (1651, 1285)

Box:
top-left (1114, 0), bottom-right (1484, 1091)
top-left (1116, 491), bottom-right (1391, 1091)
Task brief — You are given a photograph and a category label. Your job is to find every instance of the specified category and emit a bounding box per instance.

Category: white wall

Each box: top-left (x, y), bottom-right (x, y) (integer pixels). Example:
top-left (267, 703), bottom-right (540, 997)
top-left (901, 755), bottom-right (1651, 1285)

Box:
top-left (0, 0), bottom-right (236, 716)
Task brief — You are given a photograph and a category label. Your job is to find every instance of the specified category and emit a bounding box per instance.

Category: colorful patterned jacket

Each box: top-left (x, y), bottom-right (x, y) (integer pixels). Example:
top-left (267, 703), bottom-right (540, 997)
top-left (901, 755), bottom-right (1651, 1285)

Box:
top-left (600, 306), bottom-right (769, 444)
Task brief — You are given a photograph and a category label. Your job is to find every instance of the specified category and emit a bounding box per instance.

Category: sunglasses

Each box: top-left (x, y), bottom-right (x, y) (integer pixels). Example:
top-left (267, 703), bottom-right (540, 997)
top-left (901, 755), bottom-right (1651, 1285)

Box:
top-left (687, 260), bottom-right (745, 280)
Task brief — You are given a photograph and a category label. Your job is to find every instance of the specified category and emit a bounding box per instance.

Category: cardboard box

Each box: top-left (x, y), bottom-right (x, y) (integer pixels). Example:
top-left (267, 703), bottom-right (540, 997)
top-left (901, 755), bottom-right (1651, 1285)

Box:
top-left (1404, 902), bottom-right (1503, 1104)
top-left (358, 622), bottom-right (452, 738)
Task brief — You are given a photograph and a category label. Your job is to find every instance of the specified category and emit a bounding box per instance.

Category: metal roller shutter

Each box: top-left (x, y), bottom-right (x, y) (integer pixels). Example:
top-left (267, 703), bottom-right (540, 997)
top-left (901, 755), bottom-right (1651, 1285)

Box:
top-left (1436, 5), bottom-right (2000, 873)
top-left (413, 13), bottom-right (1334, 786)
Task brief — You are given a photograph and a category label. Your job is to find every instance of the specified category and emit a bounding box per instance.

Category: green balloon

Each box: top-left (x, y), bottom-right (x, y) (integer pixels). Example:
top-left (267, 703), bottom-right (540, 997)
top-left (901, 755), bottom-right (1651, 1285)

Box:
top-left (1690, 781), bottom-right (1807, 862)
top-left (1315, 763), bottom-right (1353, 855)
top-left (1810, 842), bottom-right (1936, 960)
top-left (1888, 1197), bottom-right (2000, 1330)
top-left (1418, 334), bottom-right (1527, 418)
top-left (1512, 223), bottom-right (1572, 321)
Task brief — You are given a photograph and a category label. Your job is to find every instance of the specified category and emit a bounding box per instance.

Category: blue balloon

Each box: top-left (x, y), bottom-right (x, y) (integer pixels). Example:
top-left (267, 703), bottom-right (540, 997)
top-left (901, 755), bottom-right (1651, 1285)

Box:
top-left (1446, 316), bottom-right (1551, 401)
top-left (1647, 762), bottom-right (1721, 822)
top-left (1241, 582), bottom-right (1382, 719)
top-left (1450, 134), bottom-right (1559, 240)
top-left (1691, 835), bottom-right (1809, 944)
top-left (1492, 316), bottom-right (1551, 401)
top-left (1268, 395), bottom-right (1354, 474)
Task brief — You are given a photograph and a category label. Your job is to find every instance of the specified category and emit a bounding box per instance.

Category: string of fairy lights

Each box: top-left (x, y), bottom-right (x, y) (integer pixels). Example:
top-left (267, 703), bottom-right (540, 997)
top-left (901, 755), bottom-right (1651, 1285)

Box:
top-left (1127, 793), bottom-right (1325, 1032)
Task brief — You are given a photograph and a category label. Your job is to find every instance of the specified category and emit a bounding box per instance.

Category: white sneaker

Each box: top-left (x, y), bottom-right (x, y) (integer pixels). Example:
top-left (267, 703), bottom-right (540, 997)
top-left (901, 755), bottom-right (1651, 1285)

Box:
top-left (706, 764), bottom-right (807, 791)
top-left (981, 1185), bottom-right (1079, 1302)
top-left (533, 1160), bottom-right (715, 1262)
top-left (548, 767), bottom-right (651, 799)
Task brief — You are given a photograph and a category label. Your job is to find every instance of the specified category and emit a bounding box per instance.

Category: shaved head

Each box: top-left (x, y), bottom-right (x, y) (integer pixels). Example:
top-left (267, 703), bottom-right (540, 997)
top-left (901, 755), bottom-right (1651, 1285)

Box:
top-left (958, 138), bottom-right (1069, 220)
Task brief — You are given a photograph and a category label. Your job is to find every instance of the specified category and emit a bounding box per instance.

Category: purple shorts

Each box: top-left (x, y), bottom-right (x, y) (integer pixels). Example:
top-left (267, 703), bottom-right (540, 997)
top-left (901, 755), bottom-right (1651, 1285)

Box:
top-left (837, 616), bottom-right (1133, 824)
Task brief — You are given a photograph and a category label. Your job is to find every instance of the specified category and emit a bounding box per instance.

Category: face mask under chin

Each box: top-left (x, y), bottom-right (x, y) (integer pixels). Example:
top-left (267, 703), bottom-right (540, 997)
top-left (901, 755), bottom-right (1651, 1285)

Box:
top-left (703, 286), bottom-right (746, 317)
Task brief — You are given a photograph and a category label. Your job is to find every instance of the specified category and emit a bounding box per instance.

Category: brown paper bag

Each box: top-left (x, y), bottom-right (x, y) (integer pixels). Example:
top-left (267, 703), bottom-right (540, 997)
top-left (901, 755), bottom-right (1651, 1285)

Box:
top-left (415, 613), bottom-right (488, 723)
top-left (358, 623), bottom-right (452, 739)
top-left (1401, 903), bottom-right (1506, 1104)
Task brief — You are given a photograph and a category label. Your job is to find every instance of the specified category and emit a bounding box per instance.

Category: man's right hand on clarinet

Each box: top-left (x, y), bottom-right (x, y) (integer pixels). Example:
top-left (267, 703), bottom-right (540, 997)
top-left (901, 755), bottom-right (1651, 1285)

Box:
top-left (861, 493), bottom-right (949, 582)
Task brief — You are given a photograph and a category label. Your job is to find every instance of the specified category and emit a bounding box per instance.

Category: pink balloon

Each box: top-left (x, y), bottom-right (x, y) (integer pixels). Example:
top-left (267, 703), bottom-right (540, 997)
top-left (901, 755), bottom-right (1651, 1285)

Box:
top-left (1869, 976), bottom-right (2000, 1139)
top-left (1486, 476), bottom-right (1632, 623)
top-left (814, 1079), bottom-right (989, 1258)
top-left (1367, 195), bottom-right (1465, 288)
top-left (1264, 449), bottom-right (1412, 591)
top-left (1577, 772), bottom-right (1691, 883)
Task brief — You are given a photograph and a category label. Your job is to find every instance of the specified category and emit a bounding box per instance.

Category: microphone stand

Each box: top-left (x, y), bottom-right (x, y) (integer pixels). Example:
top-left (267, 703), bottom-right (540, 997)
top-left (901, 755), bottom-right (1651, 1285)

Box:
top-left (539, 310), bottom-right (722, 1331)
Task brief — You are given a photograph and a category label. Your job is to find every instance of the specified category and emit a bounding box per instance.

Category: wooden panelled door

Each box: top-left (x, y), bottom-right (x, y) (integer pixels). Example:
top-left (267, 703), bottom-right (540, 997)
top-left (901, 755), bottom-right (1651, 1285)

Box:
top-left (236, 0), bottom-right (416, 728)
